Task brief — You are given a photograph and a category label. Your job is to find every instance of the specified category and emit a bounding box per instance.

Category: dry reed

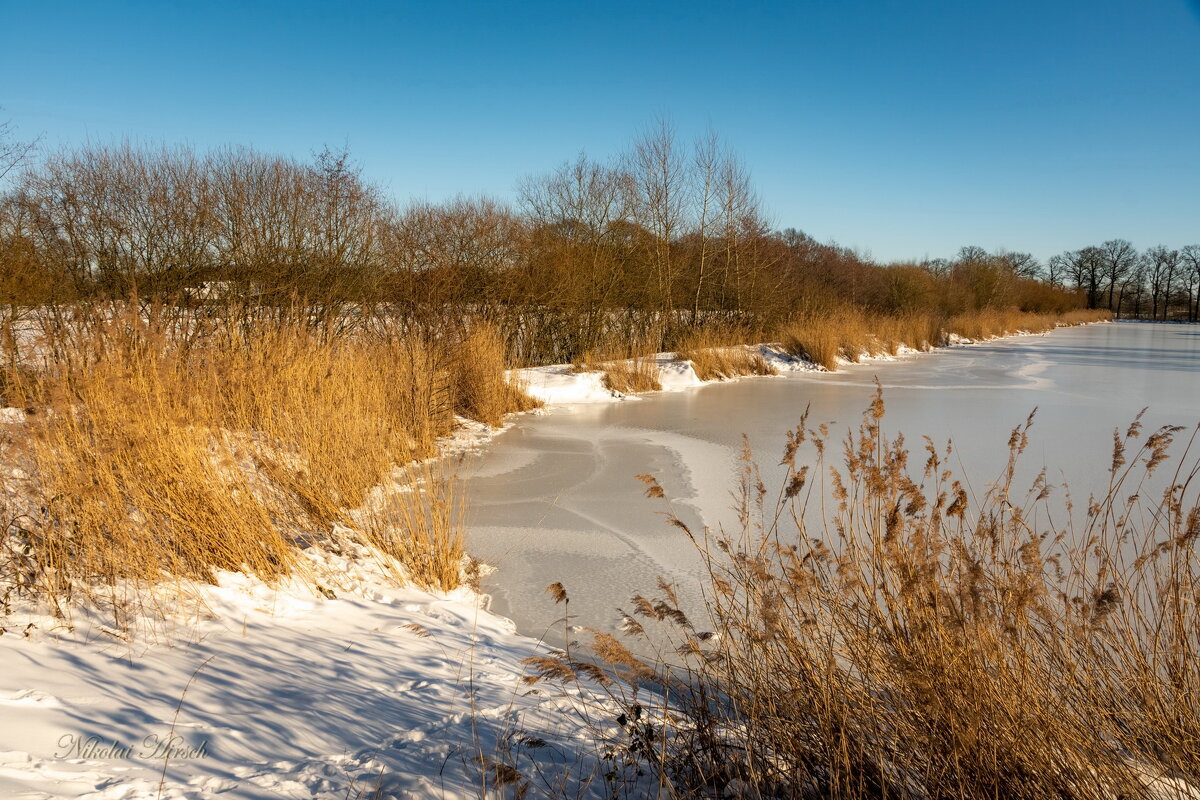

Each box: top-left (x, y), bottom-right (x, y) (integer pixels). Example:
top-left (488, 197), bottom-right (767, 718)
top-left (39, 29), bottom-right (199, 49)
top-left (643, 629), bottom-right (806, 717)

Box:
top-left (553, 388), bottom-right (1199, 799)
top-left (0, 304), bottom-right (533, 615)
top-left (781, 308), bottom-right (1109, 371)
top-left (676, 324), bottom-right (778, 381)
top-left (571, 325), bottom-right (666, 394)
top-left (601, 358), bottom-right (663, 394)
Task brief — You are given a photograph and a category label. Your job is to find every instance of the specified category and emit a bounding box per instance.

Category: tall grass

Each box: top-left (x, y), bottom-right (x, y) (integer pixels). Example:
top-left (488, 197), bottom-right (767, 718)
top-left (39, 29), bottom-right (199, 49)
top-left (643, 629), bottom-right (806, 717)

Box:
top-left (600, 358), bottom-right (664, 394)
top-left (779, 314), bottom-right (844, 370)
top-left (452, 323), bottom-right (542, 426)
top-left (780, 308), bottom-right (1109, 370)
top-left (947, 307), bottom-right (1108, 340)
top-left (674, 323), bottom-right (777, 381)
top-left (570, 324), bottom-right (666, 394)
top-left (571, 389), bottom-right (1198, 799)
top-left (0, 305), bottom-right (535, 614)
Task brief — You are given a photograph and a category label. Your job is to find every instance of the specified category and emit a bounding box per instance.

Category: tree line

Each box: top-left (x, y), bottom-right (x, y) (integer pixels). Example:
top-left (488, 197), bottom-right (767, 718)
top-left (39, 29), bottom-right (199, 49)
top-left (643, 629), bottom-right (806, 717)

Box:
top-left (0, 121), bottom-right (1147, 360)
top-left (914, 242), bottom-right (1199, 323)
top-left (1043, 241), bottom-right (1200, 321)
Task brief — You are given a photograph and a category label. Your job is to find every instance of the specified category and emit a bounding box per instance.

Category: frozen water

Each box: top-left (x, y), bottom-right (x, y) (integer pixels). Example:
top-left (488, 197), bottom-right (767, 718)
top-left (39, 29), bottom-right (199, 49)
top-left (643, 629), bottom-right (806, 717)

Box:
top-left (463, 323), bottom-right (1200, 643)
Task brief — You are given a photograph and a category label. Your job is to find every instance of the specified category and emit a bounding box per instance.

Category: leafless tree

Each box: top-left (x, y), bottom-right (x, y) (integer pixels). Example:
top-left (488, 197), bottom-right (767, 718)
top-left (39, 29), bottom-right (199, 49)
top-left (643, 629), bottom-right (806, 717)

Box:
top-left (1099, 239), bottom-right (1138, 312)
top-left (1179, 244), bottom-right (1200, 322)
top-left (0, 114), bottom-right (38, 184)
top-left (996, 250), bottom-right (1042, 280)
top-left (1045, 253), bottom-right (1068, 288)
top-left (1144, 246), bottom-right (1181, 321)
top-left (1053, 246), bottom-right (1105, 309)
top-left (626, 119), bottom-right (687, 311)
top-left (689, 130), bottom-right (720, 320)
top-left (520, 155), bottom-right (630, 295)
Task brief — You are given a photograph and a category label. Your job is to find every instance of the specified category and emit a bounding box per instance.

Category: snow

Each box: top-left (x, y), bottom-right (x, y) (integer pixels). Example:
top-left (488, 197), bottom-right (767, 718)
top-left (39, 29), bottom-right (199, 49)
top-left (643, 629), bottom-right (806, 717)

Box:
top-left (510, 364), bottom-right (622, 405)
top-left (0, 547), bottom-right (649, 800)
top-left (511, 344), bottom-right (819, 409)
top-left (505, 336), bottom-right (1037, 412)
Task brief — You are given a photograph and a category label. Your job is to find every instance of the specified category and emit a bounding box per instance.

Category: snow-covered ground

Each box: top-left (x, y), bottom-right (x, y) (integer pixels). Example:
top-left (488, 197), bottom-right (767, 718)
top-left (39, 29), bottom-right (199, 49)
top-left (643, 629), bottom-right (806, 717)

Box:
top-left (0, 548), bottom-right (656, 800)
top-left (511, 343), bottom-right (855, 407)
top-left (0, 327), bottom-right (1103, 800)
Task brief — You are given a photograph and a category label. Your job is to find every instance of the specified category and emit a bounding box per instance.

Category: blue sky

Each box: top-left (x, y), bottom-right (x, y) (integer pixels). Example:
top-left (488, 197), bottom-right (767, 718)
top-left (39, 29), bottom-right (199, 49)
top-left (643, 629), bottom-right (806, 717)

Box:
top-left (2, 0), bottom-right (1197, 263)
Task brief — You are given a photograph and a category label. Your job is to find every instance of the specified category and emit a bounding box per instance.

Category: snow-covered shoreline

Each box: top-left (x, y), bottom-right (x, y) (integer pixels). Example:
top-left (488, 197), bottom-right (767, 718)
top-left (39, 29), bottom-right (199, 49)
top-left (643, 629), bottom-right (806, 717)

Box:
top-left (0, 323), bottom-right (1106, 800)
top-left (0, 547), bottom-right (648, 800)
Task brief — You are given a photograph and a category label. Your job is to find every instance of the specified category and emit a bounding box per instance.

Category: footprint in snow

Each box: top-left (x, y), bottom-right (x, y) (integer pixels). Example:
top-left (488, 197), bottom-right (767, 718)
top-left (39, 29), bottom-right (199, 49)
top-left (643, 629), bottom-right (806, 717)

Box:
top-left (0, 689), bottom-right (64, 707)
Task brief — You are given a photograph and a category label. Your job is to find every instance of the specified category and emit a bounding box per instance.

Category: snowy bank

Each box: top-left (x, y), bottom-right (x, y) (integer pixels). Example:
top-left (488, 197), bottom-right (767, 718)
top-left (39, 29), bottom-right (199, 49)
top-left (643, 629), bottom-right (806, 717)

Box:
top-left (0, 549), bottom-right (647, 800)
top-left (508, 325), bottom-right (1106, 411)
top-left (510, 344), bottom-right (812, 408)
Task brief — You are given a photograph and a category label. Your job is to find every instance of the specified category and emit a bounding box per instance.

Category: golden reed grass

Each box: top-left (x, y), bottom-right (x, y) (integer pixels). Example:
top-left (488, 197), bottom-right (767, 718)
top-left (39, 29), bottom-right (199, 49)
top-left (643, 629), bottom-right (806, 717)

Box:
top-left (570, 324), bottom-right (666, 393)
top-left (535, 388), bottom-right (1197, 799)
top-left (0, 305), bottom-right (537, 615)
top-left (675, 323), bottom-right (777, 381)
top-left (780, 307), bottom-right (1110, 370)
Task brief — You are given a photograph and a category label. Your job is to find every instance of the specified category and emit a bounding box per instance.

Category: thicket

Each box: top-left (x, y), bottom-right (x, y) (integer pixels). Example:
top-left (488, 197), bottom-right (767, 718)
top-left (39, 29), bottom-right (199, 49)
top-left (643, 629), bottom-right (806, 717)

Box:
top-left (0, 127), bottom-right (1098, 367)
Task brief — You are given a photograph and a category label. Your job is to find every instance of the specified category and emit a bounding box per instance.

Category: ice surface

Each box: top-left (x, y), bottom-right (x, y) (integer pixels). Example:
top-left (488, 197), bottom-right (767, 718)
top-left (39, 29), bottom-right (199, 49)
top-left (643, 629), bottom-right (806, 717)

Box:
top-left (465, 323), bottom-right (1200, 644)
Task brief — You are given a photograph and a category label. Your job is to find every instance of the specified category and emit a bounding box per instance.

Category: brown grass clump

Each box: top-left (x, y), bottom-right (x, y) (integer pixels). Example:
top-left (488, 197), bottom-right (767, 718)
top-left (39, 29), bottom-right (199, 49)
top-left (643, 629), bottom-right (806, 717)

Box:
top-left (778, 315), bottom-right (845, 370)
top-left (0, 304), bottom-right (533, 616)
top-left (676, 324), bottom-right (777, 381)
top-left (834, 313), bottom-right (871, 362)
top-left (451, 323), bottom-right (541, 426)
top-left (585, 392), bottom-right (1200, 799)
top-left (601, 357), bottom-right (663, 393)
top-left (570, 325), bottom-right (666, 394)
top-left (356, 462), bottom-right (465, 593)
top-left (869, 311), bottom-right (946, 353)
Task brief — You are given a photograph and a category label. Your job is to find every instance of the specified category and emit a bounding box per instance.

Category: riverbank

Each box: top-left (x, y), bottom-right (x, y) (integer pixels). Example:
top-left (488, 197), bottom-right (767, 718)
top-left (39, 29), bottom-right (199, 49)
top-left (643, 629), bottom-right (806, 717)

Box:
top-left (510, 312), bottom-right (1110, 409)
top-left (0, 311), bottom-right (1117, 799)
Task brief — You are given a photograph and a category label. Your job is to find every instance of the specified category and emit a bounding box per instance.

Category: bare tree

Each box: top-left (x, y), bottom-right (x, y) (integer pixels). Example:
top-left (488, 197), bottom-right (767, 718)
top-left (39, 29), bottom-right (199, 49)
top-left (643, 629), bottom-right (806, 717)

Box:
top-left (996, 250), bottom-right (1042, 280)
top-left (388, 195), bottom-right (522, 315)
top-left (0, 114), bottom-right (38, 184)
top-left (518, 152), bottom-right (632, 344)
top-left (1180, 244), bottom-right (1200, 322)
top-left (921, 257), bottom-right (953, 280)
top-left (1045, 253), bottom-right (1068, 288)
top-left (689, 130), bottom-right (720, 320)
top-left (715, 154), bottom-right (761, 311)
top-left (626, 119), bottom-right (687, 311)
top-left (308, 145), bottom-right (384, 279)
top-left (1054, 246), bottom-right (1104, 308)
top-left (956, 245), bottom-right (989, 265)
top-left (1144, 246), bottom-right (1181, 321)
top-left (1121, 256), bottom-right (1147, 317)
top-left (1099, 239), bottom-right (1137, 312)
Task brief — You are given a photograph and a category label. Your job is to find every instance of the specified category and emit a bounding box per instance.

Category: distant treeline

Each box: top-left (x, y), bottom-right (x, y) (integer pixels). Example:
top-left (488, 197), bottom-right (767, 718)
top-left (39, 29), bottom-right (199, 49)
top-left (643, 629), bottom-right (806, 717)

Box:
top-left (912, 241), bottom-right (1200, 323)
top-left (0, 124), bottom-right (1160, 359)
top-left (1044, 242), bottom-right (1199, 321)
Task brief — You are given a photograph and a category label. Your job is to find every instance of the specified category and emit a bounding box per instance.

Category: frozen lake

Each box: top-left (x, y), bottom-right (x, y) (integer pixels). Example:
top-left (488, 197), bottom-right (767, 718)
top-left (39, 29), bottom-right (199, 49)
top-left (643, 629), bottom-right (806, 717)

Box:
top-left (463, 322), bottom-right (1200, 643)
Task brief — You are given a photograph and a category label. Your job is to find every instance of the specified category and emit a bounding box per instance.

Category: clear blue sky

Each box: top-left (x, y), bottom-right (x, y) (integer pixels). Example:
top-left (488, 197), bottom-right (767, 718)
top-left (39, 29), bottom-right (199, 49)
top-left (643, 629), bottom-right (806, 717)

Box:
top-left (2, 0), bottom-right (1198, 263)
